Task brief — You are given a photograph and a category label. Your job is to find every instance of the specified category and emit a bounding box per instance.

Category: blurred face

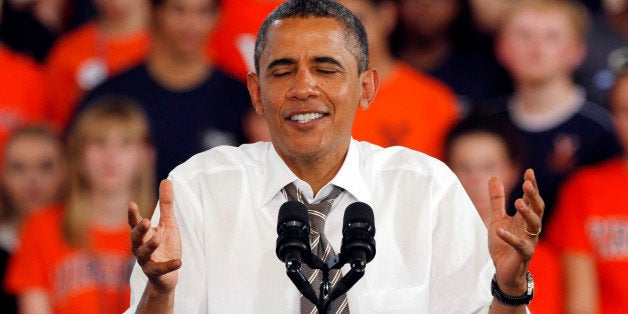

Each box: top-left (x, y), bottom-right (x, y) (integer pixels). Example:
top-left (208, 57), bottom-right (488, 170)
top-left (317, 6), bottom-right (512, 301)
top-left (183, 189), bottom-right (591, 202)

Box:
top-left (153, 0), bottom-right (218, 57)
top-left (82, 129), bottom-right (148, 194)
top-left (2, 134), bottom-right (66, 217)
top-left (93, 0), bottom-right (146, 18)
top-left (448, 132), bottom-right (519, 226)
top-left (398, 0), bottom-right (460, 39)
top-left (497, 8), bottom-right (585, 84)
top-left (338, 0), bottom-right (396, 57)
top-left (247, 17), bottom-right (377, 167)
top-left (611, 76), bottom-right (628, 154)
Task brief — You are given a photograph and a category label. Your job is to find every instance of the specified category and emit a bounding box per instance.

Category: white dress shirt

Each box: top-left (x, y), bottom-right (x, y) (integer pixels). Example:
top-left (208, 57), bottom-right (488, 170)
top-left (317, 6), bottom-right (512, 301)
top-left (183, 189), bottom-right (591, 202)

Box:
top-left (126, 140), bottom-right (494, 313)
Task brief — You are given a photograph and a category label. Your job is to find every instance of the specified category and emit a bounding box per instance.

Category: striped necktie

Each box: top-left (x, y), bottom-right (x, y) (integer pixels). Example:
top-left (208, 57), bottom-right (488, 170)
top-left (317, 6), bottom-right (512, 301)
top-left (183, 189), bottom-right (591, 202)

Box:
top-left (284, 183), bottom-right (350, 314)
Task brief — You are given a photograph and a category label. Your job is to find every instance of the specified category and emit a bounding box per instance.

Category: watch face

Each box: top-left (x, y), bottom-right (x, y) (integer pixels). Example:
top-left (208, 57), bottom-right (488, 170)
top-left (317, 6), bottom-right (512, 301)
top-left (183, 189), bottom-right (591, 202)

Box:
top-left (526, 272), bottom-right (534, 296)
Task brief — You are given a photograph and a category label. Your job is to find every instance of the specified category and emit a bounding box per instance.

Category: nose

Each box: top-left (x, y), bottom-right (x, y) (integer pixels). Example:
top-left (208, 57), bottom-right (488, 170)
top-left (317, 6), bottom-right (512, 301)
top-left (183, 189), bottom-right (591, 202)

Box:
top-left (286, 68), bottom-right (320, 100)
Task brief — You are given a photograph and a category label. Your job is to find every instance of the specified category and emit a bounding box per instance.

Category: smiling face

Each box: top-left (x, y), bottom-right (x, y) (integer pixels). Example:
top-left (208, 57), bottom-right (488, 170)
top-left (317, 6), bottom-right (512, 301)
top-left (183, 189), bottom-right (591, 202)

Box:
top-left (248, 17), bottom-right (377, 172)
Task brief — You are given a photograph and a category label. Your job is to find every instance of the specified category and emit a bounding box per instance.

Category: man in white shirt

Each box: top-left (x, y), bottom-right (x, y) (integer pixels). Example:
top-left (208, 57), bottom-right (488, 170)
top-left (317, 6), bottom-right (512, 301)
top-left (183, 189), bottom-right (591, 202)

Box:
top-left (127, 0), bottom-right (544, 313)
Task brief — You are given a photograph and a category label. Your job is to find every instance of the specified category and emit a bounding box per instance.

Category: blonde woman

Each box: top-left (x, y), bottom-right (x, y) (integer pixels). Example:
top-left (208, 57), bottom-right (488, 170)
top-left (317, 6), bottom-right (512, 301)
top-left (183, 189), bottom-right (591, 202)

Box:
top-left (5, 96), bottom-right (155, 314)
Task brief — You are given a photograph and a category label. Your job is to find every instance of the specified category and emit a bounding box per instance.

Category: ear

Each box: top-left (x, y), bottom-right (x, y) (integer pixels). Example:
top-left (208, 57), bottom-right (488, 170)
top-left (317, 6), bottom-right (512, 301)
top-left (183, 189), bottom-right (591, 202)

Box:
top-left (358, 68), bottom-right (379, 111)
top-left (566, 41), bottom-right (587, 72)
top-left (247, 72), bottom-right (264, 115)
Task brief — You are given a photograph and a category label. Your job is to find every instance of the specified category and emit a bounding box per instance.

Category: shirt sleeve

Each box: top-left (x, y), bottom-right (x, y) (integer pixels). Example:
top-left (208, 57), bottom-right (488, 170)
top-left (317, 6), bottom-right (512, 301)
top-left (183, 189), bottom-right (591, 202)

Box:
top-left (428, 172), bottom-right (494, 313)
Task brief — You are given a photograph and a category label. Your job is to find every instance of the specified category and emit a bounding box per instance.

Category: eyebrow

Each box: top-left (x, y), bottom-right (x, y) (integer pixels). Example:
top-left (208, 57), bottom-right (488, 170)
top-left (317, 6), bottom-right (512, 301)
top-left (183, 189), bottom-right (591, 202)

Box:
top-left (265, 56), bottom-right (346, 71)
top-left (266, 58), bottom-right (296, 70)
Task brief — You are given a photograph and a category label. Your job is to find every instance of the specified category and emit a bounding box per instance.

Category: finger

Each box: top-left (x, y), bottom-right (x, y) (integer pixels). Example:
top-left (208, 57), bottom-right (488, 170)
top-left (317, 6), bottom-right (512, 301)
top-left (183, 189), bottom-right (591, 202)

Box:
top-left (496, 227), bottom-right (534, 261)
top-left (144, 259), bottom-right (182, 279)
top-left (514, 198), bottom-right (542, 236)
top-left (523, 179), bottom-right (545, 216)
top-left (158, 179), bottom-right (176, 227)
top-left (524, 168), bottom-right (539, 192)
top-left (130, 218), bottom-right (152, 252)
top-left (488, 176), bottom-right (506, 223)
top-left (128, 201), bottom-right (142, 228)
top-left (135, 233), bottom-right (161, 265)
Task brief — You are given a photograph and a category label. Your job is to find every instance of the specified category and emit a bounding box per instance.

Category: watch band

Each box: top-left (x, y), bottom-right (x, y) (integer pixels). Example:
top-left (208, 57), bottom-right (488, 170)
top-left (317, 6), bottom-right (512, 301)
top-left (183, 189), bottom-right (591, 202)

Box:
top-left (491, 272), bottom-right (534, 306)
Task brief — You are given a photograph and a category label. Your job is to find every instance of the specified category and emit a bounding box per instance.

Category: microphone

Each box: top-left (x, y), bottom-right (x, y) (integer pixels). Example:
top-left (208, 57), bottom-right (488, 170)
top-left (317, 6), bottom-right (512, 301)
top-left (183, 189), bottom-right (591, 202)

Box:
top-left (276, 201), bottom-right (319, 309)
top-left (340, 202), bottom-right (376, 267)
top-left (325, 202), bottom-right (376, 308)
top-left (276, 201), bottom-right (311, 268)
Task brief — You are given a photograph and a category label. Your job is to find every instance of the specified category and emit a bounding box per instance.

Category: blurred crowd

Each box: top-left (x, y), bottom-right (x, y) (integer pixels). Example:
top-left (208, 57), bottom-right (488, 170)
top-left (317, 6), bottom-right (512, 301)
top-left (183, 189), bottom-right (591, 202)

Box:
top-left (0, 0), bottom-right (626, 313)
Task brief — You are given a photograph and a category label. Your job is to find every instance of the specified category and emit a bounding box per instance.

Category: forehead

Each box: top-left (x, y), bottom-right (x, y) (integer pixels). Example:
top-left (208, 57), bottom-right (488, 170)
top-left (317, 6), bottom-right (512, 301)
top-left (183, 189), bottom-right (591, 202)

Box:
top-left (506, 9), bottom-right (574, 33)
top-left (259, 17), bottom-right (357, 68)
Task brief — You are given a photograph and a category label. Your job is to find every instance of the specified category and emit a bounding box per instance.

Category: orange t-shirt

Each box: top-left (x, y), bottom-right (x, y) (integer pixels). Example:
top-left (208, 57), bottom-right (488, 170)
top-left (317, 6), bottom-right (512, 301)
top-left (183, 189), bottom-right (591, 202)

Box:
top-left (527, 240), bottom-right (563, 314)
top-left (547, 158), bottom-right (628, 313)
top-left (0, 45), bottom-right (50, 149)
top-left (352, 62), bottom-right (459, 159)
top-left (45, 21), bottom-right (150, 130)
top-left (5, 205), bottom-right (133, 314)
top-left (207, 0), bottom-right (283, 82)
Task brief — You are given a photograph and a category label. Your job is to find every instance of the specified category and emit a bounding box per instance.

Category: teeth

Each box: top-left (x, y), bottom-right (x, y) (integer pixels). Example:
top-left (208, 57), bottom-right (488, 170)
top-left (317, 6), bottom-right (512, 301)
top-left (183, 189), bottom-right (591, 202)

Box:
top-left (290, 113), bottom-right (324, 123)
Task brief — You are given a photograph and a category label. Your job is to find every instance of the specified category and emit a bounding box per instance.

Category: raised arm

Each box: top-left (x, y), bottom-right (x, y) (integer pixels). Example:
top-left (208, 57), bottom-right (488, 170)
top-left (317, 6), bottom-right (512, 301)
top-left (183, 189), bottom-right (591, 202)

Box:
top-left (128, 179), bottom-right (182, 314)
top-left (488, 169), bottom-right (544, 313)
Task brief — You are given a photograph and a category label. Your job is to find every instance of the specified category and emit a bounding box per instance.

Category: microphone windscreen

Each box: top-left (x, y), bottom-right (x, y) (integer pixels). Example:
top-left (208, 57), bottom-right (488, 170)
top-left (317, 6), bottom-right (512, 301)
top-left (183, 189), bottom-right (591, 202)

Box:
top-left (343, 202), bottom-right (374, 226)
top-left (277, 201), bottom-right (309, 233)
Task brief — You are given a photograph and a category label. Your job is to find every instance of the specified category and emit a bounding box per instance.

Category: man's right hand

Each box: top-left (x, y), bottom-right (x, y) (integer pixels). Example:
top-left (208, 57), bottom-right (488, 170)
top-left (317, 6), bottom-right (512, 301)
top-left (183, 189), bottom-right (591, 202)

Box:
top-left (129, 179), bottom-right (182, 294)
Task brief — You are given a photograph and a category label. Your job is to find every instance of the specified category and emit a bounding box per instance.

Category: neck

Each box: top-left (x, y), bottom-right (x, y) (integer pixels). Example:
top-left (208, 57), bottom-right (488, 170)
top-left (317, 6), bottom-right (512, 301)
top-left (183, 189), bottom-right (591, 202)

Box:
top-left (147, 47), bottom-right (210, 90)
top-left (98, 10), bottom-right (147, 37)
top-left (88, 190), bottom-right (132, 230)
top-left (399, 36), bottom-right (450, 72)
top-left (514, 76), bottom-right (576, 115)
top-left (281, 140), bottom-right (349, 195)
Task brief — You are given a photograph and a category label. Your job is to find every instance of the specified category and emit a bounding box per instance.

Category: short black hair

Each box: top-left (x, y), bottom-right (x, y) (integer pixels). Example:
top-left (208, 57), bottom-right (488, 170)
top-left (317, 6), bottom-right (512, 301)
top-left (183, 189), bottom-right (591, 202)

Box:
top-left (254, 0), bottom-right (369, 74)
top-left (445, 114), bottom-right (524, 166)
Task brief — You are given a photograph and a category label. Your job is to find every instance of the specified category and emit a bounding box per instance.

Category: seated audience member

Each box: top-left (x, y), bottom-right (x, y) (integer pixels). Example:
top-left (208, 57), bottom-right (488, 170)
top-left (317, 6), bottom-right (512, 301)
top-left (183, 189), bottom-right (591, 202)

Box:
top-left (0, 125), bottom-right (66, 314)
top-left (483, 0), bottom-right (621, 225)
top-left (341, 0), bottom-right (459, 159)
top-left (574, 0), bottom-right (628, 107)
top-left (547, 68), bottom-right (628, 314)
top-left (0, 43), bottom-right (50, 150)
top-left (445, 114), bottom-right (563, 314)
top-left (45, 0), bottom-right (150, 130)
top-left (79, 0), bottom-right (250, 181)
top-left (4, 96), bottom-right (155, 314)
top-left (0, 125), bottom-right (67, 252)
top-left (126, 1), bottom-right (545, 312)
top-left (393, 0), bottom-right (513, 110)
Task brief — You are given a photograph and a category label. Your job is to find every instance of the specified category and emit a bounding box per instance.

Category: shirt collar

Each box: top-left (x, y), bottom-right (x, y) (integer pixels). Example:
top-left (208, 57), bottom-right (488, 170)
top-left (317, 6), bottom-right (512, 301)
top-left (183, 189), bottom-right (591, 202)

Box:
top-left (257, 139), bottom-right (372, 207)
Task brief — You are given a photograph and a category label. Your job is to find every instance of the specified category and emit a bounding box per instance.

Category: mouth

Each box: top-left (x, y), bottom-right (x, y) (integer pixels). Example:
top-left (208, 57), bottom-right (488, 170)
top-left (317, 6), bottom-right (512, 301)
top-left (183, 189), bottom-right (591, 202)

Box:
top-left (288, 112), bottom-right (326, 124)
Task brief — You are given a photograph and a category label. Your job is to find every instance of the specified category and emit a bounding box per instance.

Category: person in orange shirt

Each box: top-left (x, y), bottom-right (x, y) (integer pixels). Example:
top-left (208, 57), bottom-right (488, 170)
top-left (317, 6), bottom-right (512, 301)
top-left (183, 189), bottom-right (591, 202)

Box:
top-left (206, 0), bottom-right (283, 83)
top-left (339, 0), bottom-right (459, 159)
top-left (0, 44), bottom-right (50, 151)
top-left (445, 114), bottom-right (564, 314)
top-left (4, 96), bottom-right (155, 313)
top-left (547, 68), bottom-right (628, 313)
top-left (45, 0), bottom-right (150, 131)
